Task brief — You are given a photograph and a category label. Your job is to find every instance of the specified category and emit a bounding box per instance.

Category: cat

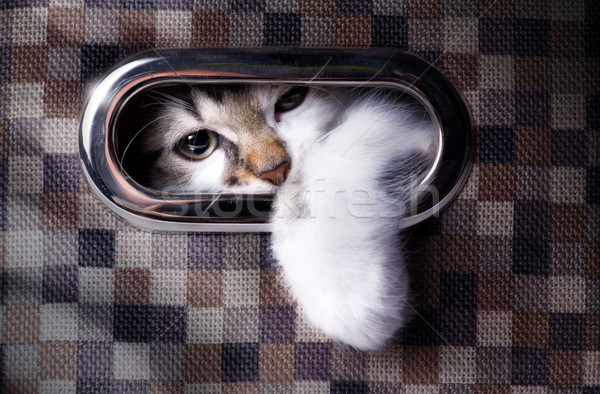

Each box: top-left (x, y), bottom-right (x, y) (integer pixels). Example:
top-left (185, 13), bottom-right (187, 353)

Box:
top-left (133, 83), bottom-right (437, 350)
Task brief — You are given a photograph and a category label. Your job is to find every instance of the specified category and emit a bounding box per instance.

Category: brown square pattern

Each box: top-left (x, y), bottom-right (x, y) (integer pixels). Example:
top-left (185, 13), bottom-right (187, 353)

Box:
top-left (512, 311), bottom-right (549, 348)
top-left (192, 12), bottom-right (230, 47)
top-left (41, 340), bottom-right (77, 380)
top-left (42, 192), bottom-right (79, 230)
top-left (43, 81), bottom-right (81, 118)
top-left (548, 350), bottom-right (583, 388)
top-left (478, 164), bottom-right (515, 201)
top-left (551, 203), bottom-right (586, 241)
top-left (114, 268), bottom-right (151, 304)
top-left (402, 346), bottom-right (440, 384)
top-left (47, 7), bottom-right (84, 45)
top-left (187, 270), bottom-right (223, 308)
top-left (3, 305), bottom-right (40, 344)
top-left (443, 53), bottom-right (480, 91)
top-left (259, 343), bottom-right (295, 382)
top-left (335, 15), bottom-right (371, 46)
top-left (10, 45), bottom-right (48, 83)
top-left (515, 128), bottom-right (550, 166)
top-left (441, 235), bottom-right (478, 272)
top-left (514, 57), bottom-right (551, 92)
top-left (478, 273), bottom-right (513, 311)
top-left (119, 11), bottom-right (157, 46)
top-left (551, 21), bottom-right (584, 57)
top-left (259, 270), bottom-right (294, 306)
top-left (300, 0), bottom-right (336, 14)
top-left (186, 344), bottom-right (221, 383)
top-left (407, 0), bottom-right (443, 18)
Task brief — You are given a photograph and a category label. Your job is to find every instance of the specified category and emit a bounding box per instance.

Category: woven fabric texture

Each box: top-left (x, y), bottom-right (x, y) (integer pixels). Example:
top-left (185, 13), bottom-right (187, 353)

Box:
top-left (1, 0), bottom-right (599, 393)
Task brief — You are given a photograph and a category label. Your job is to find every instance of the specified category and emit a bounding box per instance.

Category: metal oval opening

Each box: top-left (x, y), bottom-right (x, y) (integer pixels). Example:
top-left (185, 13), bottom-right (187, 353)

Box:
top-left (79, 49), bottom-right (473, 232)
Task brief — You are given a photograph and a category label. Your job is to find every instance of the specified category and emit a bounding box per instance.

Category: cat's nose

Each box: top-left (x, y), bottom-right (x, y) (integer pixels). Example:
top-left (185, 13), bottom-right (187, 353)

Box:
top-left (258, 161), bottom-right (291, 186)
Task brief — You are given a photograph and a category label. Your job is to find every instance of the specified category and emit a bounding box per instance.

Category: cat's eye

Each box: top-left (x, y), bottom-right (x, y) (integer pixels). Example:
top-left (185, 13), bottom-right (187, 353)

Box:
top-left (275, 87), bottom-right (308, 113)
top-left (80, 49), bottom-right (474, 232)
top-left (177, 130), bottom-right (220, 160)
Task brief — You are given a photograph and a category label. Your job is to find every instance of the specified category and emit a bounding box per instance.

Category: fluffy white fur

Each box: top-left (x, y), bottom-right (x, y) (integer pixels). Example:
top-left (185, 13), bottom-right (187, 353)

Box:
top-left (141, 85), bottom-right (436, 351)
top-left (271, 90), bottom-right (436, 351)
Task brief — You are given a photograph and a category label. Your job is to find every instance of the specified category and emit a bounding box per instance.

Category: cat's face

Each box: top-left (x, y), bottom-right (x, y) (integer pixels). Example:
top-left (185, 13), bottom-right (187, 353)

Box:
top-left (141, 84), bottom-right (344, 194)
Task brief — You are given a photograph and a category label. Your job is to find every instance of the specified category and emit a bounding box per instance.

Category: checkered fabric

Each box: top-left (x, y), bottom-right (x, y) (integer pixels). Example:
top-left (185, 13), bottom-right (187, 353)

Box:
top-left (1, 0), bottom-right (599, 392)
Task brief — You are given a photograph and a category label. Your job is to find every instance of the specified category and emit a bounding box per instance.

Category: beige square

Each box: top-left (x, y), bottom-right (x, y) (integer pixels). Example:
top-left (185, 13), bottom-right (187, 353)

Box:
top-left (295, 307), bottom-right (329, 342)
top-left (408, 19), bottom-right (443, 51)
top-left (444, 18), bottom-right (477, 53)
top-left (84, 9), bottom-right (119, 44)
top-left (8, 156), bottom-right (43, 193)
top-left (6, 231), bottom-right (44, 268)
top-left (39, 381), bottom-right (77, 394)
top-left (552, 94), bottom-right (585, 129)
top-left (41, 304), bottom-right (78, 341)
top-left (151, 269), bottom-right (187, 305)
top-left (223, 269), bottom-right (260, 306)
top-left (151, 233), bottom-right (187, 269)
top-left (439, 346), bottom-right (476, 384)
top-left (11, 8), bottom-right (48, 44)
top-left (550, 276), bottom-right (586, 313)
top-left (584, 351), bottom-right (600, 385)
top-left (550, 167), bottom-right (585, 203)
top-left (114, 343), bottom-right (150, 380)
top-left (79, 267), bottom-right (113, 304)
top-left (367, 346), bottom-right (402, 382)
top-left (480, 55), bottom-right (514, 89)
top-left (115, 231), bottom-right (152, 268)
top-left (477, 311), bottom-right (512, 347)
top-left (550, 0), bottom-right (583, 20)
top-left (78, 193), bottom-right (117, 229)
top-left (9, 83), bottom-right (44, 118)
top-left (477, 201), bottom-right (514, 236)
top-left (156, 10), bottom-right (192, 47)
top-left (188, 308), bottom-right (223, 344)
top-left (229, 13), bottom-right (263, 47)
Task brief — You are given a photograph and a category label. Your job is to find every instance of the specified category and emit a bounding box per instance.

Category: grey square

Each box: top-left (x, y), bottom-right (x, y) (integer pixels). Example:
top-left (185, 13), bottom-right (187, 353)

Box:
top-left (479, 89), bottom-right (515, 126)
top-left (552, 58), bottom-right (584, 94)
top-left (478, 236), bottom-right (512, 272)
top-left (44, 229), bottom-right (78, 266)
top-left (224, 234), bottom-right (260, 269)
top-left (77, 341), bottom-right (113, 379)
top-left (150, 343), bottom-right (185, 381)
top-left (78, 305), bottom-right (113, 341)
top-left (476, 347), bottom-right (510, 384)
top-left (223, 306), bottom-right (259, 343)
top-left (3, 344), bottom-right (40, 379)
top-left (3, 267), bottom-right (43, 304)
top-left (514, 275), bottom-right (549, 312)
top-left (10, 118), bottom-right (44, 155)
top-left (47, 46), bottom-right (81, 80)
top-left (441, 199), bottom-right (477, 235)
top-left (551, 242), bottom-right (584, 276)
top-left (7, 194), bottom-right (41, 231)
